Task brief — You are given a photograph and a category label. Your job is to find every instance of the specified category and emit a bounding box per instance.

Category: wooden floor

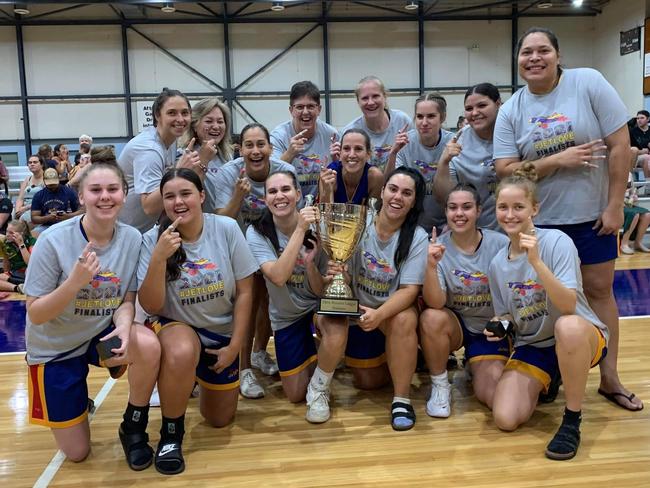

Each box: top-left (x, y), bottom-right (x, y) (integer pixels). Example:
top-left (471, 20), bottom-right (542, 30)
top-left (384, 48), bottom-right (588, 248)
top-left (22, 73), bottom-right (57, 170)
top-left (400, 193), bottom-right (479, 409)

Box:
top-left (2, 252), bottom-right (649, 487)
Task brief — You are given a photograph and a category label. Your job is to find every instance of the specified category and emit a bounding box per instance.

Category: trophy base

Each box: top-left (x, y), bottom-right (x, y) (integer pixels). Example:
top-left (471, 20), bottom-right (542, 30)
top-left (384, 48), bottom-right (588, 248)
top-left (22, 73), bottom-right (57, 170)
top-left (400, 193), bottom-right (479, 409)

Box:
top-left (316, 297), bottom-right (362, 317)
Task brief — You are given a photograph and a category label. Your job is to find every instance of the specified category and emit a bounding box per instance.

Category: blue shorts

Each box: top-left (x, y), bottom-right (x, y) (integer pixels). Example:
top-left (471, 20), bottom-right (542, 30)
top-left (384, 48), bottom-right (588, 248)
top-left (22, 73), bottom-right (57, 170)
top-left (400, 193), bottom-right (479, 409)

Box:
top-left (450, 309), bottom-right (511, 364)
top-left (344, 323), bottom-right (386, 368)
top-left (505, 327), bottom-right (607, 392)
top-left (274, 313), bottom-right (317, 378)
top-left (28, 324), bottom-right (113, 428)
top-left (538, 220), bottom-right (617, 265)
top-left (155, 318), bottom-right (240, 391)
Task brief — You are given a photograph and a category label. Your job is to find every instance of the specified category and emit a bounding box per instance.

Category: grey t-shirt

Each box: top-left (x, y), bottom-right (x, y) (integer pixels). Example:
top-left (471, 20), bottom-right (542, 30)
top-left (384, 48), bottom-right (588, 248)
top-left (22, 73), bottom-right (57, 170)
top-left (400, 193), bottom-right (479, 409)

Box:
top-left (341, 109), bottom-right (413, 172)
top-left (436, 229), bottom-right (509, 334)
top-left (493, 68), bottom-right (628, 225)
top-left (270, 119), bottom-right (338, 200)
top-left (487, 227), bottom-right (608, 348)
top-left (210, 157), bottom-right (297, 226)
top-left (118, 126), bottom-right (177, 233)
top-left (246, 225), bottom-right (327, 331)
top-left (202, 153), bottom-right (228, 213)
top-left (25, 216), bottom-right (141, 364)
top-left (138, 214), bottom-right (259, 339)
top-left (396, 129), bottom-right (454, 232)
top-left (350, 222), bottom-right (428, 310)
top-left (449, 126), bottom-right (499, 231)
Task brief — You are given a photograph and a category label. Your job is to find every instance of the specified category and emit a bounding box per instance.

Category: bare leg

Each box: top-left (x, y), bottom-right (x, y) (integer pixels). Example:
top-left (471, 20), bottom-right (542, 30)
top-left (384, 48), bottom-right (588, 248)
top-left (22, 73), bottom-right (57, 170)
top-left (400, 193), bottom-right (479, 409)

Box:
top-left (620, 213), bottom-right (639, 250)
top-left (51, 421), bottom-right (91, 462)
top-left (633, 213), bottom-right (650, 249)
top-left (380, 307), bottom-right (418, 398)
top-left (581, 261), bottom-right (643, 410)
top-left (491, 369), bottom-right (543, 431)
top-left (470, 359), bottom-right (507, 409)
top-left (419, 308), bottom-right (462, 375)
top-left (200, 387), bottom-right (240, 427)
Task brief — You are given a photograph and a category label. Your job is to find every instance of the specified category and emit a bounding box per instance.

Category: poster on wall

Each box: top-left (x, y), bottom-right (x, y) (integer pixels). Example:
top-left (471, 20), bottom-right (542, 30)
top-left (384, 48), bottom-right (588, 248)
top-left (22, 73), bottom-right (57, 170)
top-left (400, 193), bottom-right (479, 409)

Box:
top-left (136, 101), bottom-right (155, 133)
top-left (621, 27), bottom-right (641, 56)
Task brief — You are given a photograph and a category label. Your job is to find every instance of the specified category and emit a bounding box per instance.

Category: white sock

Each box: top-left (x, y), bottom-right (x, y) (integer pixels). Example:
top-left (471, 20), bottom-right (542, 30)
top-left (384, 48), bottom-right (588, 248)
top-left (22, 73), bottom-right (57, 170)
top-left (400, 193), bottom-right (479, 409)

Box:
top-left (311, 366), bottom-right (334, 390)
top-left (430, 371), bottom-right (449, 386)
top-left (392, 396), bottom-right (411, 405)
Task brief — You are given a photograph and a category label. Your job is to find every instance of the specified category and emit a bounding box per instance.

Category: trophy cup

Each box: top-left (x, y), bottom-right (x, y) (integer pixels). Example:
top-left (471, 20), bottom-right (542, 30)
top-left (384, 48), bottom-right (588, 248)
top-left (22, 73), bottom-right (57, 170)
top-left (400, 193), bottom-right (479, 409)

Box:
top-left (315, 203), bottom-right (367, 317)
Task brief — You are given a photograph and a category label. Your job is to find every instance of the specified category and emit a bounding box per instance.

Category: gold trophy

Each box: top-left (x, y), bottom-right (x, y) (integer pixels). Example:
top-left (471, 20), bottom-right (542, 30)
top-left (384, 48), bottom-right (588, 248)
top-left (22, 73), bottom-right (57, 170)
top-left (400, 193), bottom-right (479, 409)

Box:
top-left (315, 202), bottom-right (367, 317)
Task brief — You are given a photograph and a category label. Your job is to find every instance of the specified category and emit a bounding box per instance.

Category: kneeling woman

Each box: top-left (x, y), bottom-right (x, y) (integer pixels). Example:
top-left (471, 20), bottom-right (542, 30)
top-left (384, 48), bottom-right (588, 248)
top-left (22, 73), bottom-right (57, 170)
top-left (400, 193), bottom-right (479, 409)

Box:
top-left (247, 171), bottom-right (347, 423)
top-left (24, 162), bottom-right (160, 469)
top-left (419, 184), bottom-right (508, 418)
top-left (487, 163), bottom-right (608, 461)
top-left (138, 168), bottom-right (257, 475)
top-left (346, 167), bottom-right (428, 430)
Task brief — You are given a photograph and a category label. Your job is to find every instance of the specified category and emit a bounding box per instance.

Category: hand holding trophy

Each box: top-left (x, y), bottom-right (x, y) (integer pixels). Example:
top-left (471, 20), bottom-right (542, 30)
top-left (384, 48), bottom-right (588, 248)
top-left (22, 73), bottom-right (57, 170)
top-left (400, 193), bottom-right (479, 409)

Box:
top-left (315, 202), bottom-right (367, 316)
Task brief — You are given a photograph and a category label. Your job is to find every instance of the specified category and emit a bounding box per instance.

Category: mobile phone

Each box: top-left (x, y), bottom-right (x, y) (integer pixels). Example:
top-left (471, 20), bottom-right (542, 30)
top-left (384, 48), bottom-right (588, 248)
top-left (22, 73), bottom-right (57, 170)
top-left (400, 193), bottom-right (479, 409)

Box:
top-left (56, 210), bottom-right (64, 216)
top-left (485, 319), bottom-right (512, 339)
top-left (96, 336), bottom-right (122, 361)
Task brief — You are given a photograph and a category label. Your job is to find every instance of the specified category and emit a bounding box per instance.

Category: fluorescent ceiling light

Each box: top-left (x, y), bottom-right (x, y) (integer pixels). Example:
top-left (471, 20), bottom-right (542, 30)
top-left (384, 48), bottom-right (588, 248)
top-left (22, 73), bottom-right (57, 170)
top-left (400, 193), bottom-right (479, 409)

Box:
top-left (13, 3), bottom-right (30, 15)
top-left (405, 1), bottom-right (419, 10)
top-left (271, 2), bottom-right (285, 11)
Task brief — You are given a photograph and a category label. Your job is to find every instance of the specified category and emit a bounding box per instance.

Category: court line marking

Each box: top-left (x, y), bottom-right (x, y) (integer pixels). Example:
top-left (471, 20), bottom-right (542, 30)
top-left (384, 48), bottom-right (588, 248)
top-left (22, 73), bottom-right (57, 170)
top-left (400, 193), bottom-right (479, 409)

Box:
top-left (33, 377), bottom-right (117, 488)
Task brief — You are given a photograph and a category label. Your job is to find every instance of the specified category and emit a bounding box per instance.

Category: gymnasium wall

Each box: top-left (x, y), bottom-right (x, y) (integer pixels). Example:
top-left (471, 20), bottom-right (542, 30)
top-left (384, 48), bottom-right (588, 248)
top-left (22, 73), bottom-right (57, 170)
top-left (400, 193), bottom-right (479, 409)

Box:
top-left (0, 0), bottom-right (644, 164)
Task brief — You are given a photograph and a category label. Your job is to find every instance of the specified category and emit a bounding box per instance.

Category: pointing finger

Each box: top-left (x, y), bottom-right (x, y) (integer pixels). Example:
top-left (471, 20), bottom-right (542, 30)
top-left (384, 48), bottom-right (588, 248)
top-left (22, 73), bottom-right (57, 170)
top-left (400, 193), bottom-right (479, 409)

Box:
top-left (186, 137), bottom-right (196, 153)
top-left (167, 216), bottom-right (183, 233)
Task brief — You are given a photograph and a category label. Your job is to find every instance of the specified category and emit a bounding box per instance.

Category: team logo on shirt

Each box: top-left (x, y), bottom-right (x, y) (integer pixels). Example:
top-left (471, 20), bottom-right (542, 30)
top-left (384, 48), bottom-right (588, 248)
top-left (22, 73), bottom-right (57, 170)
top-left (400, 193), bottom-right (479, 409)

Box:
top-left (177, 258), bottom-right (225, 305)
top-left (453, 269), bottom-right (488, 286)
top-left (372, 145), bottom-right (392, 170)
top-left (508, 279), bottom-right (543, 296)
top-left (449, 269), bottom-right (492, 309)
top-left (480, 158), bottom-right (498, 194)
top-left (357, 251), bottom-right (395, 298)
top-left (242, 194), bottom-right (267, 224)
top-left (74, 268), bottom-right (123, 316)
top-left (296, 155), bottom-right (322, 187)
top-left (529, 112), bottom-right (575, 158)
top-left (413, 160), bottom-right (437, 176)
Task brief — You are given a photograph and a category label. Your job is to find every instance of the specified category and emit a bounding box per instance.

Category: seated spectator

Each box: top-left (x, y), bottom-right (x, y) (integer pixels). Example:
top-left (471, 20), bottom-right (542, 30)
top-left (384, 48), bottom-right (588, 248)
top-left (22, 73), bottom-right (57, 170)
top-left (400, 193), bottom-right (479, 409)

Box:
top-left (0, 219), bottom-right (35, 294)
top-left (53, 144), bottom-right (72, 183)
top-left (0, 191), bottom-right (12, 234)
top-left (38, 144), bottom-right (57, 170)
top-left (74, 134), bottom-right (93, 165)
top-left (67, 153), bottom-right (91, 190)
top-left (15, 155), bottom-right (45, 227)
top-left (30, 168), bottom-right (83, 235)
top-left (621, 172), bottom-right (650, 254)
top-left (630, 110), bottom-right (650, 180)
top-left (0, 156), bottom-right (8, 195)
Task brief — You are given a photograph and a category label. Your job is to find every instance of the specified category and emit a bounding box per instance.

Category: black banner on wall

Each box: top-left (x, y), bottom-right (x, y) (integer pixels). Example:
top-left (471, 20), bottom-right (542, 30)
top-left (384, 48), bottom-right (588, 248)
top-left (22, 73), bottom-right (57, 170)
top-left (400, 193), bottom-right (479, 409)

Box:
top-left (621, 27), bottom-right (641, 56)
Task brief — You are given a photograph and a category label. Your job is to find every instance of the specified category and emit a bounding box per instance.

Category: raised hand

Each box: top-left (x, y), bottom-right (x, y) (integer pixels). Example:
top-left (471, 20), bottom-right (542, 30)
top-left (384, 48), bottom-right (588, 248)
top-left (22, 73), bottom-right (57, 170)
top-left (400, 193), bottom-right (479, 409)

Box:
top-left (70, 241), bottom-right (101, 289)
top-left (440, 134), bottom-right (463, 165)
top-left (556, 139), bottom-right (607, 170)
top-left (177, 138), bottom-right (203, 173)
top-left (518, 217), bottom-right (540, 265)
top-left (288, 129), bottom-right (309, 159)
top-left (390, 124), bottom-right (410, 155)
top-left (234, 167), bottom-right (251, 199)
top-left (152, 216), bottom-right (183, 261)
top-left (329, 133), bottom-right (341, 162)
top-left (198, 138), bottom-right (219, 165)
top-left (427, 227), bottom-right (446, 266)
top-left (298, 205), bottom-right (319, 232)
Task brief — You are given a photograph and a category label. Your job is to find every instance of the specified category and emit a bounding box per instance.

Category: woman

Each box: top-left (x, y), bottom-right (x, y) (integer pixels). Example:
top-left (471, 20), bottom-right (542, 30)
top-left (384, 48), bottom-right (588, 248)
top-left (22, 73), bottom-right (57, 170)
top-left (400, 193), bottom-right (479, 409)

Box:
top-left (493, 27), bottom-right (641, 411)
top-left (434, 83), bottom-right (502, 231)
top-left (181, 97), bottom-right (233, 212)
top-left (319, 128), bottom-right (383, 205)
top-left (486, 163), bottom-right (609, 461)
top-left (14, 155), bottom-right (45, 226)
top-left (344, 167), bottom-right (428, 431)
top-left (212, 123), bottom-right (296, 399)
top-left (138, 168), bottom-right (257, 475)
top-left (339, 76), bottom-right (412, 172)
top-left (621, 171), bottom-right (650, 254)
top-left (24, 162), bottom-right (160, 470)
top-left (0, 219), bottom-right (36, 294)
top-left (247, 171), bottom-right (347, 423)
top-left (118, 87), bottom-right (201, 234)
top-left (387, 93), bottom-right (455, 234)
top-left (53, 144), bottom-right (72, 182)
top-left (68, 153), bottom-right (92, 190)
top-left (419, 184), bottom-right (508, 418)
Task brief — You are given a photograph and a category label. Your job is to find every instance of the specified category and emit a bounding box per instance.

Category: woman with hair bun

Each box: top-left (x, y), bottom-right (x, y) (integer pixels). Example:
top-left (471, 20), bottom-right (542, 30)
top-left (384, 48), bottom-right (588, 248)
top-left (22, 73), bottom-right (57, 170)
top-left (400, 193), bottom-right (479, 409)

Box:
top-left (493, 27), bottom-right (641, 411)
top-left (487, 162), bottom-right (608, 461)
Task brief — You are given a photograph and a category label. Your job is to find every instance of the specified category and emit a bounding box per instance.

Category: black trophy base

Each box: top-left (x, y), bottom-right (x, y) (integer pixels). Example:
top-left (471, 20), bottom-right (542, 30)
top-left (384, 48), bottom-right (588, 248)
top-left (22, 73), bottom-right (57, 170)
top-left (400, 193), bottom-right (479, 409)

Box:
top-left (316, 297), bottom-right (362, 317)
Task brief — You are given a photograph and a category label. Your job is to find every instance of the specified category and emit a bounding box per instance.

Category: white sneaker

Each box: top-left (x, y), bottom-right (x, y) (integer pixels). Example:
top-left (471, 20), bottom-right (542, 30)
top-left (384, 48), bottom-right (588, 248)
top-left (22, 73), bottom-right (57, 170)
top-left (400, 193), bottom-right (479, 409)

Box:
top-left (426, 381), bottom-right (451, 418)
top-left (251, 350), bottom-right (279, 376)
top-left (240, 368), bottom-right (264, 399)
top-left (306, 382), bottom-right (330, 424)
top-left (150, 385), bottom-right (160, 407)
